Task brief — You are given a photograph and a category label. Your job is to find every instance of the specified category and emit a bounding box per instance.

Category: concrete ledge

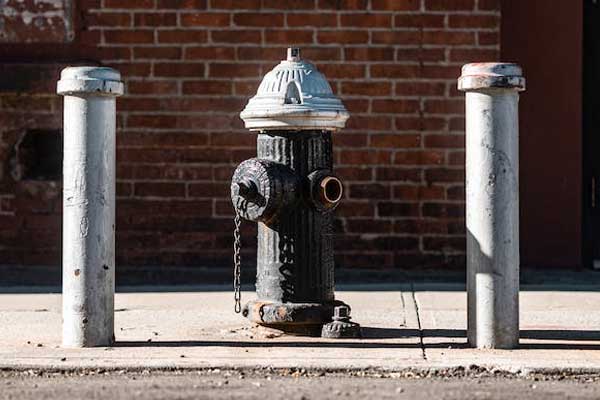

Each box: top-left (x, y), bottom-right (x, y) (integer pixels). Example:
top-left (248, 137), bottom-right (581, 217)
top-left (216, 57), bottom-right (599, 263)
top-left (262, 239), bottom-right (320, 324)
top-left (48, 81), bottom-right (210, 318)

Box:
top-left (1, 286), bottom-right (600, 373)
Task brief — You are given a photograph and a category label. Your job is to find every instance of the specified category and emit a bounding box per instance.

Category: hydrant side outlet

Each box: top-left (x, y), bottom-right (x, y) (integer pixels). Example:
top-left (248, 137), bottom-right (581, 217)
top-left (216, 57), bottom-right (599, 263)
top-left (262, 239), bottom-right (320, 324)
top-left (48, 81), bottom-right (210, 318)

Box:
top-left (232, 48), bottom-right (360, 337)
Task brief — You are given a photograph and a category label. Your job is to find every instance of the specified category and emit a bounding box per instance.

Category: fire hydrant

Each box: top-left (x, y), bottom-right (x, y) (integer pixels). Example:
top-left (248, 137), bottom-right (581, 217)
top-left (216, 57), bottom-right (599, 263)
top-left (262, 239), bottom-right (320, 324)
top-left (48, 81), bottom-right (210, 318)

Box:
top-left (231, 48), bottom-right (360, 338)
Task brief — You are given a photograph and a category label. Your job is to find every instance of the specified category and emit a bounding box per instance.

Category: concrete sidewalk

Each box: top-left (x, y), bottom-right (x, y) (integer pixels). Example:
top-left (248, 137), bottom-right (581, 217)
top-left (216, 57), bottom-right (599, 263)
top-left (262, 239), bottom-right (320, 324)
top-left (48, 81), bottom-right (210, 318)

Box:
top-left (1, 283), bottom-right (599, 373)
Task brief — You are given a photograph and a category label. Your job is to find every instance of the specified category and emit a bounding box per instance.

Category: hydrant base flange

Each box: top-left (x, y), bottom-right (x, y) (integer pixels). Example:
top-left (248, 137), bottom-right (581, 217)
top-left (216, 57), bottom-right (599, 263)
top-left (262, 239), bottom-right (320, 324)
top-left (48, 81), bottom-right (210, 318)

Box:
top-left (243, 300), bottom-right (350, 336)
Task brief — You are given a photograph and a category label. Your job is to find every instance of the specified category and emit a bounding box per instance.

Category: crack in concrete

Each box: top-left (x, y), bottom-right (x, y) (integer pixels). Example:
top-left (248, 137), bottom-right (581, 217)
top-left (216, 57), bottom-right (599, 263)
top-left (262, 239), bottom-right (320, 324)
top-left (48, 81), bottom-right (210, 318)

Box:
top-left (399, 289), bottom-right (407, 327)
top-left (410, 284), bottom-right (427, 361)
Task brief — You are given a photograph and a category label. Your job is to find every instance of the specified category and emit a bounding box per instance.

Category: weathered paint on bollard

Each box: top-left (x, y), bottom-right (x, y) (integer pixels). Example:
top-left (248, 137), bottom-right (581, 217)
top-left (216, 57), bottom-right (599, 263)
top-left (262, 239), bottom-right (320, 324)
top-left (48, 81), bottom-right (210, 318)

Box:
top-left (57, 67), bottom-right (124, 347)
top-left (459, 63), bottom-right (525, 349)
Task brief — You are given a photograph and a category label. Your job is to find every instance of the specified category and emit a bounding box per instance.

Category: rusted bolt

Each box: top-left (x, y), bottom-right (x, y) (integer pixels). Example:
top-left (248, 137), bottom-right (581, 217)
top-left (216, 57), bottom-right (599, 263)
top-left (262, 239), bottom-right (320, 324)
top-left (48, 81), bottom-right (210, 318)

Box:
top-left (333, 305), bottom-right (349, 320)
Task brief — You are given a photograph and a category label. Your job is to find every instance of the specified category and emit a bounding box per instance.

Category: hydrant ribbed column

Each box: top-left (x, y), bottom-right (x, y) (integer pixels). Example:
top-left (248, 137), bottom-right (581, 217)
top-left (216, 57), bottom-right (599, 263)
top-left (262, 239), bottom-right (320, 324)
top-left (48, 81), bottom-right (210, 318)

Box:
top-left (458, 63), bottom-right (525, 349)
top-left (57, 67), bottom-right (124, 347)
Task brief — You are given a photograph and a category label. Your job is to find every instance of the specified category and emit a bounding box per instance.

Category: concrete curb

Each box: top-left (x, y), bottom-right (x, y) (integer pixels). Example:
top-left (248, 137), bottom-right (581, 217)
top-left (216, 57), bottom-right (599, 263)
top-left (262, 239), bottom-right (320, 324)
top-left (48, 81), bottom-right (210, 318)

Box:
top-left (2, 364), bottom-right (600, 378)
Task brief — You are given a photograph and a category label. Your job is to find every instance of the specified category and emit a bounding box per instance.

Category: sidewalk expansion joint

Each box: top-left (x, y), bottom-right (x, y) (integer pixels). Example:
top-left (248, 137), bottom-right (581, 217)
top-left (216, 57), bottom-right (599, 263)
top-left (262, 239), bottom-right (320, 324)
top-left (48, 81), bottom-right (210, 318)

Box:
top-left (410, 283), bottom-right (427, 361)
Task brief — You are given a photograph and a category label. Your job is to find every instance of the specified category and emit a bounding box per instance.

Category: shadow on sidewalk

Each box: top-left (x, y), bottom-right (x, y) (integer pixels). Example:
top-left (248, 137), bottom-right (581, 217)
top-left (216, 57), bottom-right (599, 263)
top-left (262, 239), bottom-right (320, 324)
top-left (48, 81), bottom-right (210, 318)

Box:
top-left (115, 341), bottom-right (424, 349)
top-left (115, 327), bottom-right (423, 349)
top-left (114, 327), bottom-right (600, 350)
top-left (424, 329), bottom-right (600, 350)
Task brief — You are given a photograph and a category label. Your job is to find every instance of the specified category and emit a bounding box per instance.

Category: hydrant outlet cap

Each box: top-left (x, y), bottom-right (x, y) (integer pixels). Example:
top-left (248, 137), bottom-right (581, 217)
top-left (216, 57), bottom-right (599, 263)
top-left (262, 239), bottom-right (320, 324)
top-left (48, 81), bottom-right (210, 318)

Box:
top-left (458, 63), bottom-right (525, 92)
top-left (57, 66), bottom-right (124, 97)
top-left (240, 47), bottom-right (349, 131)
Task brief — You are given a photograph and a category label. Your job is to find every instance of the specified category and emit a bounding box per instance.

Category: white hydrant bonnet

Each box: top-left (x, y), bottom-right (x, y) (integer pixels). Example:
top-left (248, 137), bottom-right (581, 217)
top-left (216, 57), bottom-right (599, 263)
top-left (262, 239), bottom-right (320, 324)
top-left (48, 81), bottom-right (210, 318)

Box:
top-left (240, 48), bottom-right (349, 131)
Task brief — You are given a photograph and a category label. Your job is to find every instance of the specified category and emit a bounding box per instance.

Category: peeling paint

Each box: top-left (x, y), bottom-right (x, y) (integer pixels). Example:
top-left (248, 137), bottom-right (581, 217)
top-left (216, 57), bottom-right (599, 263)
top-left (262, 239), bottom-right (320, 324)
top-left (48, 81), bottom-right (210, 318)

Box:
top-left (0, 0), bottom-right (73, 43)
top-left (79, 217), bottom-right (89, 238)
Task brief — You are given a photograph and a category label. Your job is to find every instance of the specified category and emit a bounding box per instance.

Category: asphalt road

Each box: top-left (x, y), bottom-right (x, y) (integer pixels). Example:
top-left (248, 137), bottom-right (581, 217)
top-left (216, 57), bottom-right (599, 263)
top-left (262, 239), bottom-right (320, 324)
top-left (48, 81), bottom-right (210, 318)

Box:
top-left (1, 369), bottom-right (600, 400)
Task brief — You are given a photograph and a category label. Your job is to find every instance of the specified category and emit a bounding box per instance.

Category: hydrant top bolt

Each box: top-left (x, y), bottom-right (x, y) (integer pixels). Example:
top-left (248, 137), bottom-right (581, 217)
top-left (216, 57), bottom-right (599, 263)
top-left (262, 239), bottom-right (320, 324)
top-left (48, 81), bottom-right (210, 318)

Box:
top-left (287, 47), bottom-right (301, 61)
top-left (458, 62), bottom-right (525, 92)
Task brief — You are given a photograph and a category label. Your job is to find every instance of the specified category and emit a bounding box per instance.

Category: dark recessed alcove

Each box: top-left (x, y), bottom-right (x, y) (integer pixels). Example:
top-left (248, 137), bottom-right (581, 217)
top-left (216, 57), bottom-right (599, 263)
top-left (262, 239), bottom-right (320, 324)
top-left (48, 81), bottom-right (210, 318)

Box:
top-left (10, 129), bottom-right (62, 181)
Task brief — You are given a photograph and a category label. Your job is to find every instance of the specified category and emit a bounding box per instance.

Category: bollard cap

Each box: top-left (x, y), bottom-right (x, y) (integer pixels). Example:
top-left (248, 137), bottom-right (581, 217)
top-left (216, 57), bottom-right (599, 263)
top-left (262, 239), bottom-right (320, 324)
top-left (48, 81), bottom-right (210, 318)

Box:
top-left (240, 47), bottom-right (349, 131)
top-left (57, 66), bottom-right (124, 97)
top-left (458, 63), bottom-right (525, 92)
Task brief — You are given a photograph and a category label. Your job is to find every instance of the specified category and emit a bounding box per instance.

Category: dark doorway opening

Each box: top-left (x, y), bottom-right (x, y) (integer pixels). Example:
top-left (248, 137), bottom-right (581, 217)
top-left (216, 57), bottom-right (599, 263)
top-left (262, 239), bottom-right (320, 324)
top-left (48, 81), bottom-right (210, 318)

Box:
top-left (584, 0), bottom-right (600, 269)
top-left (502, 0), bottom-right (583, 268)
top-left (9, 129), bottom-right (62, 182)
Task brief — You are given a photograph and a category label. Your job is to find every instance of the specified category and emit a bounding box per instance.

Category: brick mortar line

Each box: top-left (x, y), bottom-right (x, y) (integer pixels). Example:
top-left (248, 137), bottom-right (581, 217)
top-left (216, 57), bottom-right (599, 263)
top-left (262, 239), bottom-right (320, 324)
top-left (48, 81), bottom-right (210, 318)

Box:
top-left (91, 9), bottom-right (499, 15)
top-left (95, 43), bottom-right (498, 48)
top-left (91, 26), bottom-right (498, 34)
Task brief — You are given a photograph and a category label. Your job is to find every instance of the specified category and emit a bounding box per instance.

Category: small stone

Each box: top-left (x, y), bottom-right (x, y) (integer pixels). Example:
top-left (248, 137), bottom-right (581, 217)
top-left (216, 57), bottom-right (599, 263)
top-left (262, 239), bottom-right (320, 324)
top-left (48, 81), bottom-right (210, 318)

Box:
top-left (395, 387), bottom-right (404, 393)
top-left (60, 357), bottom-right (67, 362)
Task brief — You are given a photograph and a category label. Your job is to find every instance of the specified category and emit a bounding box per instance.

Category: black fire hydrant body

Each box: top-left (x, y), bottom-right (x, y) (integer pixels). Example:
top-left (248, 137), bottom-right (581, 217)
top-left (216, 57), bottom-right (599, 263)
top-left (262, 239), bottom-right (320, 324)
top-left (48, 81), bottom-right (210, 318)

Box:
top-left (231, 48), bottom-right (360, 337)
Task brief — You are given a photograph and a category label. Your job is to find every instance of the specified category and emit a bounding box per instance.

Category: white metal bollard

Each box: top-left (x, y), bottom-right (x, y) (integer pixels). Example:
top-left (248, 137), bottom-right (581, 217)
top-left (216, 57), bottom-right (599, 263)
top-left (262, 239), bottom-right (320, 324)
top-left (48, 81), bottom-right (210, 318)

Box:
top-left (57, 67), bottom-right (124, 347)
top-left (458, 63), bottom-right (525, 349)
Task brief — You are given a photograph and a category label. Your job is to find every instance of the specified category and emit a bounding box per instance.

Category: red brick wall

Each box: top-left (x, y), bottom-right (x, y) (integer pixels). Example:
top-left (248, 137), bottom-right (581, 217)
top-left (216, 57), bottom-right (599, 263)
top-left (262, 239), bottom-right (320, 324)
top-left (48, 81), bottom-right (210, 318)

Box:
top-left (0, 0), bottom-right (500, 270)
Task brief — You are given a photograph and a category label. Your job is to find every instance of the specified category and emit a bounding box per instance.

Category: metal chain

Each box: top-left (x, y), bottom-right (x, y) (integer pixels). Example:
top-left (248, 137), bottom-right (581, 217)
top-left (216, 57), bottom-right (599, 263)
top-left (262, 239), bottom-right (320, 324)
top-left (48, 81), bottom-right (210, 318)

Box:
top-left (233, 211), bottom-right (242, 313)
